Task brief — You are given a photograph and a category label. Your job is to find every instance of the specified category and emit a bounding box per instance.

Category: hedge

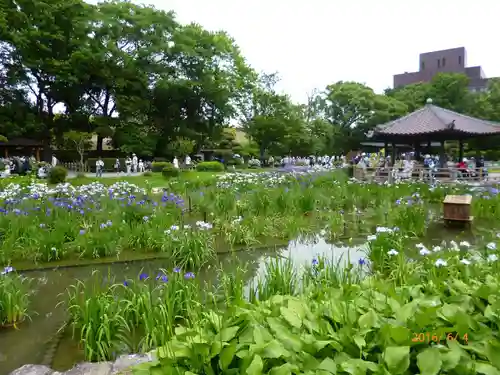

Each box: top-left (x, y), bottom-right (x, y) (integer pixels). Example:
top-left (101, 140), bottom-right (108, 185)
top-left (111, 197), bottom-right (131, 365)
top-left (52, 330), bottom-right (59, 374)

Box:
top-left (195, 161), bottom-right (225, 172)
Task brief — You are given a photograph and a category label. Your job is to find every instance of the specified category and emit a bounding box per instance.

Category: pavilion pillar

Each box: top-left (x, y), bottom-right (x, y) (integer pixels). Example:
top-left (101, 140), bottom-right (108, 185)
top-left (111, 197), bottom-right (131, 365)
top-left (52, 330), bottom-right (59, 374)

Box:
top-left (459, 140), bottom-right (464, 161)
top-left (36, 148), bottom-right (40, 162)
top-left (440, 141), bottom-right (445, 168)
top-left (4, 148), bottom-right (7, 158)
top-left (391, 143), bottom-right (396, 166)
top-left (414, 142), bottom-right (420, 160)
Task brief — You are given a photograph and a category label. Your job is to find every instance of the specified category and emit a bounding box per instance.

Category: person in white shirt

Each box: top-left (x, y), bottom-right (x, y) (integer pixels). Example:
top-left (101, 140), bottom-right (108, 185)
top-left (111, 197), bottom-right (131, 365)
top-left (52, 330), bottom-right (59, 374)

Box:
top-left (185, 155), bottom-right (191, 168)
top-left (51, 154), bottom-right (58, 167)
top-left (173, 156), bottom-right (179, 169)
top-left (138, 159), bottom-right (144, 172)
top-left (125, 157), bottom-right (132, 175)
top-left (2, 164), bottom-right (10, 178)
top-left (37, 165), bottom-right (47, 179)
top-left (132, 153), bottom-right (138, 173)
top-left (96, 157), bottom-right (105, 177)
top-left (114, 158), bottom-right (120, 175)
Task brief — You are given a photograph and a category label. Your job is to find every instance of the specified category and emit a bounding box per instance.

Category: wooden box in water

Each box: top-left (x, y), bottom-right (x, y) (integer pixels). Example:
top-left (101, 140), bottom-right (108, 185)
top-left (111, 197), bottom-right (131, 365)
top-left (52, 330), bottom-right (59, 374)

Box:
top-left (443, 195), bottom-right (473, 222)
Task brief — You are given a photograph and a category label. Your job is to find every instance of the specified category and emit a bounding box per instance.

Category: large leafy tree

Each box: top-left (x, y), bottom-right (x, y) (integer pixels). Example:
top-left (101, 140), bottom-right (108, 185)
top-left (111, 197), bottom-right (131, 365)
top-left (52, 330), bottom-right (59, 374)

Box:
top-left (321, 82), bottom-right (407, 152)
top-left (0, 0), bottom-right (91, 157)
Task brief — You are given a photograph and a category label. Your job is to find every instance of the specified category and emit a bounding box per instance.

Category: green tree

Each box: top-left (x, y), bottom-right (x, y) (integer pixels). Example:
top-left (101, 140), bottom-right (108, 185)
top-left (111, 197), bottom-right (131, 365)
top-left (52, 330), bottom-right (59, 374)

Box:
top-left (321, 82), bottom-right (407, 152)
top-left (0, 0), bottom-right (91, 158)
top-left (63, 130), bottom-right (92, 167)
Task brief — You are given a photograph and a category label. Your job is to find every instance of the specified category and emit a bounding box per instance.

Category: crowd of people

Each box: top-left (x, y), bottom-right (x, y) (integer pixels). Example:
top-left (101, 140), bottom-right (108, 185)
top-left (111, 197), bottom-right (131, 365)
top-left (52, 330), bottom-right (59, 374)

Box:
top-left (352, 150), bottom-right (489, 182)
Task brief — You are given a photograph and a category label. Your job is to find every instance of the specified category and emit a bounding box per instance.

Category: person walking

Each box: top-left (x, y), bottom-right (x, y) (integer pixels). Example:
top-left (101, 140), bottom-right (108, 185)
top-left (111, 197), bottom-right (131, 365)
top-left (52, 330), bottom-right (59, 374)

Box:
top-left (132, 153), bottom-right (138, 173)
top-left (114, 158), bottom-right (121, 175)
top-left (96, 157), bottom-right (104, 177)
top-left (125, 156), bottom-right (132, 175)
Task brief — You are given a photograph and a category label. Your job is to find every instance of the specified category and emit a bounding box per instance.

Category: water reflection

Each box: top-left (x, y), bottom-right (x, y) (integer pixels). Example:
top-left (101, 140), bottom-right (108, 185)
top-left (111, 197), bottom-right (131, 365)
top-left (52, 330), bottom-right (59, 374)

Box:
top-left (0, 237), bottom-right (362, 373)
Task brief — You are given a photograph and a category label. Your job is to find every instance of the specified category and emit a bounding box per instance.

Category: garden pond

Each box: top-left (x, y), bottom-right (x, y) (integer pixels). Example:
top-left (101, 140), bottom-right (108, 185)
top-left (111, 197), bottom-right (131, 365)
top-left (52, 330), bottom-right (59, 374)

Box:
top-left (1, 236), bottom-right (367, 374)
top-left (0, 221), bottom-right (490, 375)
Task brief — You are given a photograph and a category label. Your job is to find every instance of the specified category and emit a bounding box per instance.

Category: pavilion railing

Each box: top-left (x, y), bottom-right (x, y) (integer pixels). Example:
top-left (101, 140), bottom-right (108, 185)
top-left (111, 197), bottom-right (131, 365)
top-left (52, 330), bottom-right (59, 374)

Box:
top-left (59, 162), bottom-right (89, 173)
top-left (353, 167), bottom-right (497, 184)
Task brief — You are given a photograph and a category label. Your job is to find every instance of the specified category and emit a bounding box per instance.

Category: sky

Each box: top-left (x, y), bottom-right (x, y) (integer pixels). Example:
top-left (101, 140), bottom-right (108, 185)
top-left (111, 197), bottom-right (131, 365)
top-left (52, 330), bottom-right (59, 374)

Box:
top-left (129, 0), bottom-right (500, 104)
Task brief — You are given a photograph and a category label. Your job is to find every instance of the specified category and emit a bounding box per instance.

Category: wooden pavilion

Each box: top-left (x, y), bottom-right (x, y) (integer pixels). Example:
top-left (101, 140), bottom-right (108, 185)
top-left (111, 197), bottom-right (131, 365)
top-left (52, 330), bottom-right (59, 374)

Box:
top-left (0, 138), bottom-right (44, 160)
top-left (368, 98), bottom-right (500, 165)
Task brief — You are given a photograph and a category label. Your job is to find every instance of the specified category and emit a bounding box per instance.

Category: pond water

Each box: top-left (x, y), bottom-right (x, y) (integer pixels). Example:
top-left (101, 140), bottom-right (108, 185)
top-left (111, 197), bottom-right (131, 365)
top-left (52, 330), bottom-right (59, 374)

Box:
top-left (1, 216), bottom-right (493, 374)
top-left (0, 236), bottom-right (366, 374)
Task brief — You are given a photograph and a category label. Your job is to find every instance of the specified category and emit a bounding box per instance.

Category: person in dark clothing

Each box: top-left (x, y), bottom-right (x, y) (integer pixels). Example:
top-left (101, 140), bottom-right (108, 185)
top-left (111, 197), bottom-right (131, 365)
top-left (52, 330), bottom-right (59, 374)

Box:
top-left (476, 156), bottom-right (486, 179)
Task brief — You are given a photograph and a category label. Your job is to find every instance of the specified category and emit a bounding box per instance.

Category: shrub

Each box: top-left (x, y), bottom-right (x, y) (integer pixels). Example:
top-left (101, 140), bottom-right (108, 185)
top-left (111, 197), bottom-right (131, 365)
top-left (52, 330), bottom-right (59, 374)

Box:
top-left (195, 161), bottom-right (225, 172)
top-left (48, 166), bottom-right (68, 184)
top-left (143, 171), bottom-right (153, 177)
top-left (248, 158), bottom-right (261, 169)
top-left (162, 163), bottom-right (180, 178)
top-left (152, 162), bottom-right (170, 173)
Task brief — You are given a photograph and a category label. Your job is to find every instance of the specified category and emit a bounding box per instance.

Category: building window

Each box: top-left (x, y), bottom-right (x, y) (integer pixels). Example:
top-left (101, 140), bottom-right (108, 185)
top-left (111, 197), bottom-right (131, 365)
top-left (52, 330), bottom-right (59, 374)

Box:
top-left (437, 59), bottom-right (441, 68)
top-left (421, 61), bottom-right (425, 70)
top-left (442, 58), bottom-right (446, 67)
top-left (459, 55), bottom-right (462, 65)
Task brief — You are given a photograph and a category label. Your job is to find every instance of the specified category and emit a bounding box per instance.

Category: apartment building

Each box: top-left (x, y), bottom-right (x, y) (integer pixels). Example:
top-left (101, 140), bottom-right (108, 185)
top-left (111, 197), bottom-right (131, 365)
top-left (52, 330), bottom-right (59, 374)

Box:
top-left (393, 47), bottom-right (494, 92)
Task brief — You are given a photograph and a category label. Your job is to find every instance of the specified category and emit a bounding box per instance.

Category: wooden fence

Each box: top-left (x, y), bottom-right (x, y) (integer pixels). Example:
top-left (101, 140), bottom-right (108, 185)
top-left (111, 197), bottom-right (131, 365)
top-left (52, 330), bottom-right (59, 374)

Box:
top-left (353, 166), bottom-right (496, 184)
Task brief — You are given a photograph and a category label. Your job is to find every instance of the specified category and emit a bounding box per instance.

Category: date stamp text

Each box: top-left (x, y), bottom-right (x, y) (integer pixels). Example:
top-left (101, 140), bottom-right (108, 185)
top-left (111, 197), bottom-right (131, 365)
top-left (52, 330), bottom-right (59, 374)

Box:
top-left (411, 332), bottom-right (468, 344)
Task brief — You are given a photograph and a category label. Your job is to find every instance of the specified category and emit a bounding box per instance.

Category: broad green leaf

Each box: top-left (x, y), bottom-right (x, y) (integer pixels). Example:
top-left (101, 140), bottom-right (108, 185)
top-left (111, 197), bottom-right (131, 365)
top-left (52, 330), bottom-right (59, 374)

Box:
top-left (261, 339), bottom-right (290, 359)
top-left (358, 309), bottom-right (378, 329)
top-left (417, 348), bottom-right (442, 375)
top-left (385, 325), bottom-right (411, 345)
top-left (219, 326), bottom-right (240, 342)
top-left (219, 343), bottom-right (237, 370)
top-left (280, 306), bottom-right (302, 328)
top-left (269, 363), bottom-right (300, 375)
top-left (395, 302), bottom-right (416, 323)
top-left (383, 346), bottom-right (410, 374)
top-left (353, 335), bottom-right (365, 350)
top-left (476, 362), bottom-right (500, 375)
top-left (287, 298), bottom-right (307, 319)
top-left (441, 341), bottom-right (463, 371)
top-left (253, 325), bottom-right (272, 345)
top-left (340, 359), bottom-right (379, 375)
top-left (317, 357), bottom-right (337, 374)
top-left (246, 354), bottom-right (264, 375)
top-left (437, 303), bottom-right (459, 323)
top-left (486, 341), bottom-right (500, 370)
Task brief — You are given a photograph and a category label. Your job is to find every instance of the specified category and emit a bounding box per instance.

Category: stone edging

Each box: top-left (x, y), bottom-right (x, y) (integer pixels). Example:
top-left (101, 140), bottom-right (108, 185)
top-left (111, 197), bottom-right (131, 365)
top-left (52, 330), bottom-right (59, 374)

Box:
top-left (9, 354), bottom-right (153, 375)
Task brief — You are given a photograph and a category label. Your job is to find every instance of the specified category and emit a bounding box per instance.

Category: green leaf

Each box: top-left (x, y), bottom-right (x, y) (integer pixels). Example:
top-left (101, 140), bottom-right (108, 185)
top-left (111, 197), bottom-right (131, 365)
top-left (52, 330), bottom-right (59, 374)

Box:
top-left (219, 343), bottom-right (237, 370)
top-left (383, 346), bottom-right (410, 374)
top-left (253, 325), bottom-right (273, 346)
top-left (358, 309), bottom-right (378, 329)
top-left (385, 325), bottom-right (411, 345)
top-left (246, 354), bottom-right (264, 375)
top-left (441, 341), bottom-right (463, 371)
top-left (476, 362), bottom-right (500, 375)
top-left (317, 357), bottom-right (337, 374)
top-left (261, 339), bottom-right (290, 359)
top-left (353, 335), bottom-right (366, 350)
top-left (417, 348), bottom-right (442, 375)
top-left (269, 363), bottom-right (300, 375)
top-left (219, 326), bottom-right (240, 342)
top-left (486, 340), bottom-right (500, 370)
top-left (287, 298), bottom-right (307, 319)
top-left (280, 306), bottom-right (302, 328)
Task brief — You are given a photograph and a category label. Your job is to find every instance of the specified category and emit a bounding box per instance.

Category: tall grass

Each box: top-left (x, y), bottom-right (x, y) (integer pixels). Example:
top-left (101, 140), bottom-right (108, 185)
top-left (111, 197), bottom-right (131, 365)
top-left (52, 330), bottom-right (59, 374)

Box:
top-left (0, 271), bottom-right (30, 326)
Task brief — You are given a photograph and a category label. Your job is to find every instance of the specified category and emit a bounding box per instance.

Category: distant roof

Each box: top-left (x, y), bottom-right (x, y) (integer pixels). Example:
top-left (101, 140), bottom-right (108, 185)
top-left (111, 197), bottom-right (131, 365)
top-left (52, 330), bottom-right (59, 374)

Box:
top-left (0, 138), bottom-right (43, 147)
top-left (374, 102), bottom-right (500, 137)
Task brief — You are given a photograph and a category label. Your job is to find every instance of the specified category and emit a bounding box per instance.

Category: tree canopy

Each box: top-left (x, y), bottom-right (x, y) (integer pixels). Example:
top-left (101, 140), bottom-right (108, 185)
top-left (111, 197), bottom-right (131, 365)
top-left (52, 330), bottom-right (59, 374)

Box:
top-left (0, 0), bottom-right (499, 160)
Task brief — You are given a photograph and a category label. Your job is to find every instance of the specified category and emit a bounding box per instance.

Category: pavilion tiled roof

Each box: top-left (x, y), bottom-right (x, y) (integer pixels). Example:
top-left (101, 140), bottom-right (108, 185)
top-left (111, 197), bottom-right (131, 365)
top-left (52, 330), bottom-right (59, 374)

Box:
top-left (374, 101), bottom-right (500, 136)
